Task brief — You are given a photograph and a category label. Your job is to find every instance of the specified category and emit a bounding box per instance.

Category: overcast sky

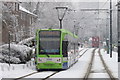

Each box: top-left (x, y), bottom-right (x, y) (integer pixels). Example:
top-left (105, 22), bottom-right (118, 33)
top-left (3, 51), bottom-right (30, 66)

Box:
top-left (1, 0), bottom-right (117, 3)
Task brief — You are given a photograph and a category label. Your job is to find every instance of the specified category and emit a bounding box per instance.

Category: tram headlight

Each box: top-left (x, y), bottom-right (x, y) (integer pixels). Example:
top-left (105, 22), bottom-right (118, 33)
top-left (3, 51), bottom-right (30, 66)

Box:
top-left (57, 59), bottom-right (61, 62)
top-left (38, 58), bottom-right (42, 62)
top-left (56, 58), bottom-right (61, 63)
top-left (38, 58), bottom-right (46, 63)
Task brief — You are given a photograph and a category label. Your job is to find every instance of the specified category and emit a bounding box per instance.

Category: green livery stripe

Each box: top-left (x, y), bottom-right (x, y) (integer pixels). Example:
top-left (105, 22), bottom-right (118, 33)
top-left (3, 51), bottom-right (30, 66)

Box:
top-left (37, 63), bottom-right (62, 69)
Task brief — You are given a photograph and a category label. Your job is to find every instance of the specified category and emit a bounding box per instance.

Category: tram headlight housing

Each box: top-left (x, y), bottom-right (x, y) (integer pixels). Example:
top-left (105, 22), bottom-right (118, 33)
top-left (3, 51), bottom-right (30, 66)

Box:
top-left (56, 58), bottom-right (61, 63)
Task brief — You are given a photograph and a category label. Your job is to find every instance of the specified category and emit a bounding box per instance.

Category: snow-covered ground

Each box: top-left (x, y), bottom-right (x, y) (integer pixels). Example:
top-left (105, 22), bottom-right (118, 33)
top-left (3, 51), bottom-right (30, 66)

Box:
top-left (89, 49), bottom-right (109, 78)
top-left (1, 48), bottom-right (90, 79)
top-left (25, 71), bottom-right (56, 78)
top-left (1, 60), bottom-right (36, 78)
top-left (50, 48), bottom-right (94, 78)
top-left (0, 67), bottom-right (2, 80)
top-left (0, 48), bottom-right (118, 79)
top-left (100, 49), bottom-right (118, 78)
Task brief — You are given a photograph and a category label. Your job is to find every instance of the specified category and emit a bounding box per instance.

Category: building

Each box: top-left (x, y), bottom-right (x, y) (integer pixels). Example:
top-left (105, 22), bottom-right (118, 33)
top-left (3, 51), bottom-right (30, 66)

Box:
top-left (2, 2), bottom-right (37, 44)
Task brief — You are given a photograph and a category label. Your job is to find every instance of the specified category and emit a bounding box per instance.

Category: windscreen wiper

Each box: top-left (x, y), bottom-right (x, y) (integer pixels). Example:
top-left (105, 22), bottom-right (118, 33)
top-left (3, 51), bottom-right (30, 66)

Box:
top-left (46, 53), bottom-right (50, 57)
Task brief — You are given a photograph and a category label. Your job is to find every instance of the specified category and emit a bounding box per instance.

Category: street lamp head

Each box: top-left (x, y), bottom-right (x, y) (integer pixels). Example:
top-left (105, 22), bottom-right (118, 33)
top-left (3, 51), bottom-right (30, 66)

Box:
top-left (55, 6), bottom-right (68, 29)
top-left (55, 6), bottom-right (68, 20)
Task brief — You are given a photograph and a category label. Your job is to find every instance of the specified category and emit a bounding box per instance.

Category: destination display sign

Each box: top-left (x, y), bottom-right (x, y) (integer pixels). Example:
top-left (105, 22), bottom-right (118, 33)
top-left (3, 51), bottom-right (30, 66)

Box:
top-left (39, 31), bottom-right (61, 37)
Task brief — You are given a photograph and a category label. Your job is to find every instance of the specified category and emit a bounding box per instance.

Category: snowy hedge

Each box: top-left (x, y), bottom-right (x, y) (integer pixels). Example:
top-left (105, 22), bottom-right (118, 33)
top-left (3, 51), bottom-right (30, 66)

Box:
top-left (18, 37), bottom-right (35, 47)
top-left (0, 44), bottom-right (33, 64)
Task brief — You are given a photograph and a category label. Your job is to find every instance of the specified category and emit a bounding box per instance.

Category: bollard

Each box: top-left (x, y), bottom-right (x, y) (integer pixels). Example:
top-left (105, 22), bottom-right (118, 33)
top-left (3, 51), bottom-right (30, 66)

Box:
top-left (30, 61), bottom-right (31, 67)
top-left (23, 65), bottom-right (25, 69)
top-left (26, 63), bottom-right (28, 67)
top-left (1, 65), bottom-right (4, 71)
top-left (8, 66), bottom-right (10, 71)
top-left (12, 66), bottom-right (15, 70)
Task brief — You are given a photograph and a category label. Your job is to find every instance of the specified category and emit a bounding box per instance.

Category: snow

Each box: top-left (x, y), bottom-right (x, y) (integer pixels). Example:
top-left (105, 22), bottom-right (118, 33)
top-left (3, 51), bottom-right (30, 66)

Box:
top-left (18, 37), bottom-right (35, 45)
top-left (50, 48), bottom-right (94, 78)
top-left (79, 48), bottom-right (88, 55)
top-left (89, 73), bottom-right (109, 78)
top-left (19, 6), bottom-right (37, 17)
top-left (0, 44), bottom-right (33, 63)
top-left (1, 60), bottom-right (36, 78)
top-left (89, 49), bottom-right (109, 78)
top-left (100, 49), bottom-right (118, 78)
top-left (0, 67), bottom-right (2, 80)
top-left (25, 71), bottom-right (56, 78)
top-left (50, 48), bottom-right (118, 78)
top-left (1, 48), bottom-right (93, 79)
top-left (0, 48), bottom-right (118, 79)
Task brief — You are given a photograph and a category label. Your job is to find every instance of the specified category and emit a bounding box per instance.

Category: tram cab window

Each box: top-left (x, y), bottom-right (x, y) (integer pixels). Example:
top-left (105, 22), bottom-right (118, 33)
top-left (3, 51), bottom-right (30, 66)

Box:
top-left (62, 41), bottom-right (68, 57)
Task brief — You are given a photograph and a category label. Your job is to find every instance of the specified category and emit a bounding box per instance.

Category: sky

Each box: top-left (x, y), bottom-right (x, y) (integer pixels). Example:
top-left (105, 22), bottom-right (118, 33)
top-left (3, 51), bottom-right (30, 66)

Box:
top-left (0, 0), bottom-right (118, 3)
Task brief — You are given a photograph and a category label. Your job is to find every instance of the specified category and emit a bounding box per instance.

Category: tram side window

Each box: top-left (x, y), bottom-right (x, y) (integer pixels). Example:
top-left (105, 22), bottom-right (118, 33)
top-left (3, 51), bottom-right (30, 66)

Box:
top-left (70, 42), bottom-right (76, 54)
top-left (67, 42), bottom-right (73, 53)
top-left (62, 41), bottom-right (68, 57)
top-left (67, 42), bottom-right (71, 52)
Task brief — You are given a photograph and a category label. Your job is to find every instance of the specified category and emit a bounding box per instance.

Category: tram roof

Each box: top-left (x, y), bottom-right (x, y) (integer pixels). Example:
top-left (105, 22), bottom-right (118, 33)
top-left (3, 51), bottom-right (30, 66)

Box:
top-left (60, 29), bottom-right (78, 38)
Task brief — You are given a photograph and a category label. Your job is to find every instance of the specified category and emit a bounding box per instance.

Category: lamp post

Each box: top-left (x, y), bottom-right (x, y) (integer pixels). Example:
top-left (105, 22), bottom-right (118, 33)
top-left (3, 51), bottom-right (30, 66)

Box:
top-left (55, 7), bottom-right (68, 29)
top-left (8, 31), bottom-right (11, 66)
top-left (109, 0), bottom-right (112, 58)
top-left (106, 12), bottom-right (109, 54)
top-left (117, 1), bottom-right (120, 62)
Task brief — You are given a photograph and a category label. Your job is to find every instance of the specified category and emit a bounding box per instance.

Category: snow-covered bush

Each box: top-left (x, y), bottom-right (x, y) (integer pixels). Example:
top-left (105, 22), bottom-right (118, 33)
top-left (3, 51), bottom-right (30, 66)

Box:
top-left (0, 44), bottom-right (33, 64)
top-left (18, 37), bottom-right (35, 47)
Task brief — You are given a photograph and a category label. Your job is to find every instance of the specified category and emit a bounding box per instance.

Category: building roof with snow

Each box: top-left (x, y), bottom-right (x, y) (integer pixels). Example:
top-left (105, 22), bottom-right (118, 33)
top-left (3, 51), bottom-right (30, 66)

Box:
top-left (19, 6), bottom-right (37, 17)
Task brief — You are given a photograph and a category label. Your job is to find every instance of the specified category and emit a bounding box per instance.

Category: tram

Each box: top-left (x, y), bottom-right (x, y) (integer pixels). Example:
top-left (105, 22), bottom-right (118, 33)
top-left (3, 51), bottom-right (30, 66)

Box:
top-left (35, 29), bottom-right (79, 70)
top-left (92, 36), bottom-right (99, 48)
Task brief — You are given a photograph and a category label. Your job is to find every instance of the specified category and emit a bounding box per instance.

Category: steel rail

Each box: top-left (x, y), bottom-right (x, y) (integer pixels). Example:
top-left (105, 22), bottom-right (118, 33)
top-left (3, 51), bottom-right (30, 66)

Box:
top-left (79, 49), bottom-right (89, 58)
top-left (39, 49), bottom-right (89, 80)
top-left (13, 49), bottom-right (89, 80)
top-left (98, 49), bottom-right (118, 80)
top-left (79, 48), bottom-right (84, 53)
top-left (41, 49), bottom-right (89, 80)
top-left (13, 71), bottom-right (60, 80)
top-left (13, 71), bottom-right (39, 80)
top-left (83, 48), bottom-right (96, 80)
top-left (42, 71), bottom-right (60, 80)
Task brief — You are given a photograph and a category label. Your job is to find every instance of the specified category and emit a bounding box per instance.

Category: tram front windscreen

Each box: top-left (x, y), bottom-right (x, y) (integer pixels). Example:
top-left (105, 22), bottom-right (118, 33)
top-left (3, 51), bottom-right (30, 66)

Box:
top-left (39, 31), bottom-right (61, 55)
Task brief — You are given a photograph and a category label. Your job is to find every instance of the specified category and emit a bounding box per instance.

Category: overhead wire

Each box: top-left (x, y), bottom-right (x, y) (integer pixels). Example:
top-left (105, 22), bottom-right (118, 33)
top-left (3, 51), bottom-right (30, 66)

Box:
top-left (100, 0), bottom-right (109, 9)
top-left (81, 0), bottom-right (109, 19)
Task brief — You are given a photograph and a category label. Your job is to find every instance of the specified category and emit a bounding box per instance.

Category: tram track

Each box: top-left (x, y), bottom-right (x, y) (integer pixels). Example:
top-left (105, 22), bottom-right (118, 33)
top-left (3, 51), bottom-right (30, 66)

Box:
top-left (83, 48), bottom-right (118, 80)
top-left (98, 49), bottom-right (117, 80)
top-left (79, 48), bottom-right (84, 53)
top-left (83, 48), bottom-right (96, 80)
top-left (41, 71), bottom-right (60, 80)
top-left (13, 71), bottom-right (60, 80)
top-left (41, 48), bottom-right (89, 80)
top-left (79, 48), bottom-right (89, 58)
top-left (13, 71), bottom-right (39, 80)
top-left (12, 48), bottom-right (89, 80)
